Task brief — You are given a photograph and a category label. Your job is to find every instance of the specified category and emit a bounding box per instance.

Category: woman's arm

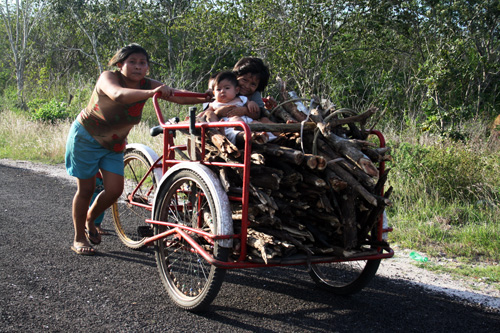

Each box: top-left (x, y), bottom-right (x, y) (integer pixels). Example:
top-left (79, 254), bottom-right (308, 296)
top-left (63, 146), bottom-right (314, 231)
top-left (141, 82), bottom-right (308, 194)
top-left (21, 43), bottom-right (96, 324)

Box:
top-left (166, 91), bottom-right (213, 105)
top-left (151, 79), bottom-right (213, 105)
top-left (97, 72), bottom-right (173, 104)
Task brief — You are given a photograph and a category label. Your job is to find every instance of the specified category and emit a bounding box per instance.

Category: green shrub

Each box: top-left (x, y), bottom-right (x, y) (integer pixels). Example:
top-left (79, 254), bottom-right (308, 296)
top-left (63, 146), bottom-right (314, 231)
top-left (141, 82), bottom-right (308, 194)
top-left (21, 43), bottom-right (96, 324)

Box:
top-left (28, 98), bottom-right (71, 123)
top-left (392, 141), bottom-right (498, 204)
top-left (0, 86), bottom-right (24, 113)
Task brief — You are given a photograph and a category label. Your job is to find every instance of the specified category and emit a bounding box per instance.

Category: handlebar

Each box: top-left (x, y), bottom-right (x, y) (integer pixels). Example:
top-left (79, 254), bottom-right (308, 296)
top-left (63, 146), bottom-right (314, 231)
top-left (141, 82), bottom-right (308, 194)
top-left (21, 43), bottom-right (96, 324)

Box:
top-left (172, 91), bottom-right (210, 98)
top-left (152, 91), bottom-right (210, 126)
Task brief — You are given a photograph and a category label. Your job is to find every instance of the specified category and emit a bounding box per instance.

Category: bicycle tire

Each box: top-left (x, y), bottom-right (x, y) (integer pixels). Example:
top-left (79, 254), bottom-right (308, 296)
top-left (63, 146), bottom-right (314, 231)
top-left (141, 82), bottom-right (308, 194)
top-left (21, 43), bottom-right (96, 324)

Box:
top-left (154, 168), bottom-right (228, 312)
top-left (112, 149), bottom-right (156, 249)
top-left (309, 257), bottom-right (381, 295)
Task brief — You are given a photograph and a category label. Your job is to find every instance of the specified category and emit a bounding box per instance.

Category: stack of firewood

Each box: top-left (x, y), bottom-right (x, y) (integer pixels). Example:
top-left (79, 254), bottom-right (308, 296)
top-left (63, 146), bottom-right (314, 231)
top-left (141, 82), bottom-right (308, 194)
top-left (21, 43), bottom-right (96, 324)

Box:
top-left (195, 83), bottom-right (392, 263)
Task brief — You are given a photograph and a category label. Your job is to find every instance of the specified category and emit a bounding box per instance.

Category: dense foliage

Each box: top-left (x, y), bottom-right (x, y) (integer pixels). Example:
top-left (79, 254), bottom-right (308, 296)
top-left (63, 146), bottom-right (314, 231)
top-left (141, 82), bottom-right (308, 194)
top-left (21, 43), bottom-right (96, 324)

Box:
top-left (1, 0), bottom-right (499, 132)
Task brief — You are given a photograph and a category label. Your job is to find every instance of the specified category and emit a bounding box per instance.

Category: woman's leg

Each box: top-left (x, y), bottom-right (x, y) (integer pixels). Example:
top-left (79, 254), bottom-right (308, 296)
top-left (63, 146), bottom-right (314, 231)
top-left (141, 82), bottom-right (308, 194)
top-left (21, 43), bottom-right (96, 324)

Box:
top-left (90, 176), bottom-right (108, 234)
top-left (86, 169), bottom-right (124, 233)
top-left (72, 176), bottom-right (96, 250)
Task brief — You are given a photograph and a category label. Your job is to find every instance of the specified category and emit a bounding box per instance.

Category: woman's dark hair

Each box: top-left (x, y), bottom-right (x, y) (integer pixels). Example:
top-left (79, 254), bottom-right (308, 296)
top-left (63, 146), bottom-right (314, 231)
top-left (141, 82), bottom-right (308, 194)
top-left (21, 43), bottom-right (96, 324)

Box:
top-left (232, 57), bottom-right (270, 92)
top-left (108, 43), bottom-right (150, 67)
top-left (213, 71), bottom-right (238, 89)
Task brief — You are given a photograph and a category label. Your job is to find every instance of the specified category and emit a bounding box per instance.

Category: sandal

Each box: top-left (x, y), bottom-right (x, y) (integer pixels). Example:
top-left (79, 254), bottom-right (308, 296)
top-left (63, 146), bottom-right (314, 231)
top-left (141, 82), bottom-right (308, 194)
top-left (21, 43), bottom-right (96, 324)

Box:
top-left (86, 229), bottom-right (101, 245)
top-left (71, 244), bottom-right (95, 256)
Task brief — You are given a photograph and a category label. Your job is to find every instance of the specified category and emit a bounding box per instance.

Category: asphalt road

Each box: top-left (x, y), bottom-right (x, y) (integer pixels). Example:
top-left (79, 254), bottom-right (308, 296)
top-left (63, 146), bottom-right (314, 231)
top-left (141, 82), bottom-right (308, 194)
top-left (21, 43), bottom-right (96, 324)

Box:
top-left (1, 162), bottom-right (499, 332)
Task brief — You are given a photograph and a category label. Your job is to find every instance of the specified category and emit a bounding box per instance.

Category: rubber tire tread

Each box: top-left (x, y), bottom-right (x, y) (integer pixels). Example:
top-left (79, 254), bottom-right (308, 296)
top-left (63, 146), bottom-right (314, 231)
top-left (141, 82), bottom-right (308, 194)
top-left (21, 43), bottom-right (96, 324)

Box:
top-left (112, 149), bottom-right (154, 249)
top-left (309, 259), bottom-right (380, 295)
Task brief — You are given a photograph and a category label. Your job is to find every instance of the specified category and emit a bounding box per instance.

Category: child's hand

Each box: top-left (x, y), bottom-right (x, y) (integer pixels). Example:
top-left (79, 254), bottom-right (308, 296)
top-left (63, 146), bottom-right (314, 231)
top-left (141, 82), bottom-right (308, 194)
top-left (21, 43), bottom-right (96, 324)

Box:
top-left (247, 101), bottom-right (260, 118)
top-left (214, 105), bottom-right (235, 117)
top-left (263, 96), bottom-right (278, 110)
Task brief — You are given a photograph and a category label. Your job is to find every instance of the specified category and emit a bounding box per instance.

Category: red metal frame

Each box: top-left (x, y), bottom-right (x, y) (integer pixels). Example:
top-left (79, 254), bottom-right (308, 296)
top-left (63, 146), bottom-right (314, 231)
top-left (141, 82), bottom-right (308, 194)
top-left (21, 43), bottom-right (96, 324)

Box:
top-left (139, 93), bottom-right (394, 269)
top-left (368, 130), bottom-right (393, 240)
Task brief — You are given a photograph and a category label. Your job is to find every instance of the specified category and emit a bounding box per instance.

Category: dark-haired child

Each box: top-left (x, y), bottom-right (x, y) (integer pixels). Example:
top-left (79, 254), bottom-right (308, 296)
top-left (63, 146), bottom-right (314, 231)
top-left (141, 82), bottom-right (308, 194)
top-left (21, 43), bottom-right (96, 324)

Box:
top-left (204, 71), bottom-right (273, 144)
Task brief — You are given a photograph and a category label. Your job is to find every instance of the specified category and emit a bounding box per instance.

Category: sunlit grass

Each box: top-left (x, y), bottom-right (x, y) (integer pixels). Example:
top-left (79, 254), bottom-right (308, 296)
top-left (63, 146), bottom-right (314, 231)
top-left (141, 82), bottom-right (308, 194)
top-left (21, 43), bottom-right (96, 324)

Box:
top-left (0, 110), bottom-right (71, 164)
top-left (425, 261), bottom-right (500, 288)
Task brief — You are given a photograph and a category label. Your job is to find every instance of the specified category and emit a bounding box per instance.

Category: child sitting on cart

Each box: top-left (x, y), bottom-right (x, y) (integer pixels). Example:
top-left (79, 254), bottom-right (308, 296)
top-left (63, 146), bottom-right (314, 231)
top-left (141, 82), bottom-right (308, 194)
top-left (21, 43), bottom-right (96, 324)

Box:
top-left (202, 71), bottom-right (276, 144)
top-left (232, 57), bottom-right (278, 116)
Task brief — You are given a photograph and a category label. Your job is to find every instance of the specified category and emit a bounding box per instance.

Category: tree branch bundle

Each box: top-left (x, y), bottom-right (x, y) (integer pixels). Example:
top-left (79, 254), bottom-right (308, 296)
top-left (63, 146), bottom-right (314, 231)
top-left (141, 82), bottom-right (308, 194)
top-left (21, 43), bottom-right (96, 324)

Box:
top-left (197, 88), bottom-right (392, 262)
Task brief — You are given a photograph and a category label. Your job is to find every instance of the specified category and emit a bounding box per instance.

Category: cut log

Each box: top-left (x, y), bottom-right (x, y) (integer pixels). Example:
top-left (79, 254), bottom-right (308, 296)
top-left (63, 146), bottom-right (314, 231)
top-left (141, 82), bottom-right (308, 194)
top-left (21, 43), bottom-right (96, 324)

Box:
top-left (218, 167), bottom-right (231, 192)
top-left (362, 146), bottom-right (392, 163)
top-left (248, 122), bottom-right (316, 133)
top-left (277, 77), bottom-right (308, 122)
top-left (318, 193), bottom-right (334, 213)
top-left (324, 133), bottom-right (379, 178)
top-left (250, 165), bottom-right (282, 190)
top-left (206, 130), bottom-right (240, 158)
top-left (316, 138), bottom-right (376, 187)
top-left (271, 105), bottom-right (299, 124)
top-left (247, 228), bottom-right (278, 263)
top-left (300, 170), bottom-right (328, 189)
top-left (340, 187), bottom-right (358, 250)
top-left (253, 143), bottom-right (304, 165)
top-left (324, 168), bottom-right (348, 192)
top-left (325, 107), bottom-right (378, 133)
top-left (251, 152), bottom-right (266, 164)
top-left (323, 157), bottom-right (378, 207)
top-left (302, 153), bottom-right (328, 171)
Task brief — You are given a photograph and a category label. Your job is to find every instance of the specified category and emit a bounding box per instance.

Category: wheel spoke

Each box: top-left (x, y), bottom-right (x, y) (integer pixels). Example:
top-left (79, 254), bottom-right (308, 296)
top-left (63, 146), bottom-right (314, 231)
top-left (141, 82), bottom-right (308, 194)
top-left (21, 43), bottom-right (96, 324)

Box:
top-left (154, 169), bottom-right (228, 311)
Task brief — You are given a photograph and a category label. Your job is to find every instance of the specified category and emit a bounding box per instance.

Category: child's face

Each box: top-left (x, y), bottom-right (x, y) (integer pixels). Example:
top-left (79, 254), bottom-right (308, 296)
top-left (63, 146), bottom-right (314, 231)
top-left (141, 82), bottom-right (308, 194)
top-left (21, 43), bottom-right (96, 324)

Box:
top-left (237, 73), bottom-right (260, 97)
top-left (118, 53), bottom-right (149, 82)
top-left (214, 79), bottom-right (239, 103)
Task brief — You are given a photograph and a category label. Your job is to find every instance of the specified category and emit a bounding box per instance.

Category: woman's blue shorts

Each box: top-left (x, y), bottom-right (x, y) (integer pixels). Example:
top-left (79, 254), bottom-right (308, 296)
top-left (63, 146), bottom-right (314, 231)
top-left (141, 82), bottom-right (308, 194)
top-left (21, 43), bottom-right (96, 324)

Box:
top-left (65, 120), bottom-right (124, 179)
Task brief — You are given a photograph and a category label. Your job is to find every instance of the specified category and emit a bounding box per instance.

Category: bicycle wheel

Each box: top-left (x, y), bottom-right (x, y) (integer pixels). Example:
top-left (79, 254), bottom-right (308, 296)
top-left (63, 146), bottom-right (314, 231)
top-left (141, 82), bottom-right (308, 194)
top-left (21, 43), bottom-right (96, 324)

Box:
top-left (154, 168), bottom-right (229, 312)
top-left (112, 149), bottom-right (156, 249)
top-left (309, 257), bottom-right (381, 295)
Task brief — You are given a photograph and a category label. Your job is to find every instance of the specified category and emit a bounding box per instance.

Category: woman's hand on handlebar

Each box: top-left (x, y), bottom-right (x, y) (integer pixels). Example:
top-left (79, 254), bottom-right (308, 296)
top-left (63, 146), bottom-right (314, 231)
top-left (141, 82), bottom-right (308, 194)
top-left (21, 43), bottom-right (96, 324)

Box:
top-left (204, 89), bottom-right (214, 100)
top-left (153, 85), bottom-right (174, 99)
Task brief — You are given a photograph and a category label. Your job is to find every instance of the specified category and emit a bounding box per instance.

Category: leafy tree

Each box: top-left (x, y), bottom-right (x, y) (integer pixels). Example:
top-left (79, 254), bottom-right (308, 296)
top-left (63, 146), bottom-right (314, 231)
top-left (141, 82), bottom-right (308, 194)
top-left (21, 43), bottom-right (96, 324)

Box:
top-left (0, 0), bottom-right (47, 103)
top-left (0, 0), bottom-right (499, 133)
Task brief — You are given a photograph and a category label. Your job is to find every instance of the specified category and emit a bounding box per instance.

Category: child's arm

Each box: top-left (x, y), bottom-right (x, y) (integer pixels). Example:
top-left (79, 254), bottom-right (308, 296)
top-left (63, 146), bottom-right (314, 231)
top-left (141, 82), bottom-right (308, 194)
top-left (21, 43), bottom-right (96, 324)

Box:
top-left (246, 101), bottom-right (261, 119)
top-left (225, 102), bottom-right (260, 120)
top-left (149, 79), bottom-right (213, 105)
top-left (213, 105), bottom-right (237, 118)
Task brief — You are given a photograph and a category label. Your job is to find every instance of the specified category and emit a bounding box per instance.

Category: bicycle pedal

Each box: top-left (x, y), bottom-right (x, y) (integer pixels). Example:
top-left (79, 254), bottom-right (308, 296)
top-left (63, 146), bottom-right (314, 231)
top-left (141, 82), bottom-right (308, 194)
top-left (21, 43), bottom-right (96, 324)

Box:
top-left (137, 226), bottom-right (154, 237)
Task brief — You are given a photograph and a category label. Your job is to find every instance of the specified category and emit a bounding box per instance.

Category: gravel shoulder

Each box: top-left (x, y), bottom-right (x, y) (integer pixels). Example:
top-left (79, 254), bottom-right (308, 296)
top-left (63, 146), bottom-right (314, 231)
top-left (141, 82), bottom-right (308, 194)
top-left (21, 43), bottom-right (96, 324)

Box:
top-left (1, 158), bottom-right (499, 312)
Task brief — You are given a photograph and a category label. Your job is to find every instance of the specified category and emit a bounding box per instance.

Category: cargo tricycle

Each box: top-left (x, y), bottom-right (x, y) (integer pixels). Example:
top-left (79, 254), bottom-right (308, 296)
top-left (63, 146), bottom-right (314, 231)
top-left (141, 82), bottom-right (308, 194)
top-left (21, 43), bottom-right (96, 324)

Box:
top-left (111, 92), bottom-right (394, 311)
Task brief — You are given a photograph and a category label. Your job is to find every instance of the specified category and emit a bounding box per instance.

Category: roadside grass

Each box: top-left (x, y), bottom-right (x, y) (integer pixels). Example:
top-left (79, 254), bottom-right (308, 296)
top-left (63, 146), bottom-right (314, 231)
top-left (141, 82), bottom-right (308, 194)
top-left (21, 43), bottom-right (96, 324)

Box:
top-left (1, 108), bottom-right (499, 285)
top-left (0, 110), bottom-right (72, 164)
top-left (0, 99), bottom-right (178, 163)
top-left (381, 120), bottom-right (500, 284)
top-left (425, 262), bottom-right (500, 287)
